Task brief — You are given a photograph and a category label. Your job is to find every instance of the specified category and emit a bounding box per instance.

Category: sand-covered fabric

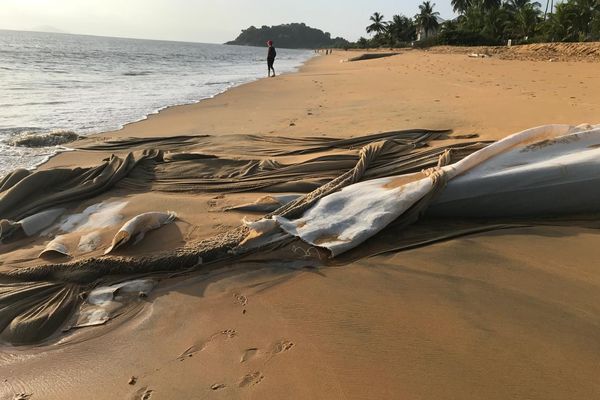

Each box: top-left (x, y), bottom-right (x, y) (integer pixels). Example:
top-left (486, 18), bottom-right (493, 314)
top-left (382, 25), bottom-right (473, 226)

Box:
top-left (2, 125), bottom-right (600, 345)
top-left (273, 124), bottom-right (600, 255)
top-left (0, 130), bottom-right (461, 224)
top-left (0, 150), bottom-right (161, 221)
top-left (1, 129), bottom-right (469, 344)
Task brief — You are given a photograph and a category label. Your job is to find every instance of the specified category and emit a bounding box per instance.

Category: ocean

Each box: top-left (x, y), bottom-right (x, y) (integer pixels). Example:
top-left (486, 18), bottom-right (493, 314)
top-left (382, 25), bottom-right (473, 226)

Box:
top-left (0, 30), bottom-right (313, 176)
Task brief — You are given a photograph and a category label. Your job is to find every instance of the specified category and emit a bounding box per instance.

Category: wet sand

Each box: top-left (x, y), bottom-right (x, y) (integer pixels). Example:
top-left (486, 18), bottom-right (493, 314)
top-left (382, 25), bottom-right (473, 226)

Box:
top-left (3, 50), bottom-right (600, 399)
top-left (44, 48), bottom-right (600, 169)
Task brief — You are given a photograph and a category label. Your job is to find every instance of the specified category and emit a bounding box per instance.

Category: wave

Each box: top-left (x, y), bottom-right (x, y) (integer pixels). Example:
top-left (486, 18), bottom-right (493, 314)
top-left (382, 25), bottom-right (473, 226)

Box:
top-left (1, 100), bottom-right (69, 107)
top-left (7, 130), bottom-right (80, 148)
top-left (0, 127), bottom-right (41, 136)
top-left (43, 69), bottom-right (69, 74)
top-left (122, 71), bottom-right (153, 76)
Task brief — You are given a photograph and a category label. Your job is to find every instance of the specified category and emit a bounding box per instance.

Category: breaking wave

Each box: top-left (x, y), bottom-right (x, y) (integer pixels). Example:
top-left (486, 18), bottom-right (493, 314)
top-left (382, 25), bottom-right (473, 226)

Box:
top-left (8, 130), bottom-right (80, 148)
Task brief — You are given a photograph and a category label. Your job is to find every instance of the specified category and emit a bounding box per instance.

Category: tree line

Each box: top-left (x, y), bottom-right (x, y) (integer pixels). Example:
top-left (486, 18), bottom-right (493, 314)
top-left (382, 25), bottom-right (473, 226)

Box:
top-left (356, 0), bottom-right (600, 48)
top-left (226, 23), bottom-right (350, 49)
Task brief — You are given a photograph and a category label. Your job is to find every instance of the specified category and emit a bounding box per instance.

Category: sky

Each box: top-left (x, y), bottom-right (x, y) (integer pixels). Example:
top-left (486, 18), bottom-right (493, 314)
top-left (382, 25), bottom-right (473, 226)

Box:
top-left (0, 0), bottom-right (456, 43)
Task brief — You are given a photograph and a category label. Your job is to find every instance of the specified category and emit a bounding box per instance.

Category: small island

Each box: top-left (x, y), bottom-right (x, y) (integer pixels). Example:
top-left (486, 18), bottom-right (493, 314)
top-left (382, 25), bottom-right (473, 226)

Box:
top-left (225, 22), bottom-right (349, 49)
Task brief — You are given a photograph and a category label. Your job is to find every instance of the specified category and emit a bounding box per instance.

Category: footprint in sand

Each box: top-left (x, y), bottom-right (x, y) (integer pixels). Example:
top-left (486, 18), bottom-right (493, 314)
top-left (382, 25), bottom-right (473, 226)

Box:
top-left (234, 293), bottom-right (247, 306)
top-left (132, 387), bottom-right (153, 400)
top-left (177, 329), bottom-right (237, 361)
top-left (237, 338), bottom-right (295, 365)
top-left (238, 371), bottom-right (264, 388)
top-left (240, 348), bottom-right (259, 363)
top-left (272, 339), bottom-right (294, 355)
top-left (210, 383), bottom-right (226, 391)
top-left (222, 329), bottom-right (237, 338)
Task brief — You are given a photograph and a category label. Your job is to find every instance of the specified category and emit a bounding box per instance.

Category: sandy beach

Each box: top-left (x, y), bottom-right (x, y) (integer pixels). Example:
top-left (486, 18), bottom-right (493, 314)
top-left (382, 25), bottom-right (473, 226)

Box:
top-left (3, 48), bottom-right (600, 399)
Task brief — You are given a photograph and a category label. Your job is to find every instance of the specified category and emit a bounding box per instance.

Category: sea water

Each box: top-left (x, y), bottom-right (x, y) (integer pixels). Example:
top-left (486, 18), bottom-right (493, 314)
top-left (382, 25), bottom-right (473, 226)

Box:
top-left (0, 30), bottom-right (313, 176)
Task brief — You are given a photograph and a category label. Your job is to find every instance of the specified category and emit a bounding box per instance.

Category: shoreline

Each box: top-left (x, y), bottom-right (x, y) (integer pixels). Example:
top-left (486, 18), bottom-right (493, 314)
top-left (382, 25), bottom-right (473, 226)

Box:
top-left (55, 50), bottom-right (599, 144)
top-left (108, 53), bottom-right (319, 137)
top-left (43, 47), bottom-right (600, 170)
top-left (41, 54), bottom-right (330, 169)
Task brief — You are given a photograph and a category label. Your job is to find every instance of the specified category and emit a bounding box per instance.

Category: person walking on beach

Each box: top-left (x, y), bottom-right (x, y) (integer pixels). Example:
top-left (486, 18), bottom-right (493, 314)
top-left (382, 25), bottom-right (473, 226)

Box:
top-left (267, 40), bottom-right (276, 77)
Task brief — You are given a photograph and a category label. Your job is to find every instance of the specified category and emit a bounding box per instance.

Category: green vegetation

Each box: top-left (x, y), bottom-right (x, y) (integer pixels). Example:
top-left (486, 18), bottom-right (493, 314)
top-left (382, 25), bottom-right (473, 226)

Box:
top-left (357, 0), bottom-right (600, 48)
top-left (416, 1), bottom-right (441, 39)
top-left (359, 12), bottom-right (418, 47)
top-left (228, 1), bottom-right (600, 50)
top-left (225, 23), bottom-right (350, 49)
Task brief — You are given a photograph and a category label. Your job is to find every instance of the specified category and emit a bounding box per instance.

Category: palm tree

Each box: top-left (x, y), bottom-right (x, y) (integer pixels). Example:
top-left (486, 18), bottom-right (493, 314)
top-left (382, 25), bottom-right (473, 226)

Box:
top-left (461, 1), bottom-right (487, 32)
top-left (506, 0), bottom-right (542, 12)
top-left (482, 0), bottom-right (502, 10)
top-left (415, 1), bottom-right (441, 39)
top-left (572, 0), bottom-right (600, 38)
top-left (387, 15), bottom-right (417, 45)
top-left (538, 0), bottom-right (598, 41)
top-left (451, 0), bottom-right (473, 14)
top-left (483, 5), bottom-right (511, 40)
top-left (505, 0), bottom-right (542, 39)
top-left (545, 1), bottom-right (579, 40)
top-left (515, 6), bottom-right (541, 38)
top-left (366, 12), bottom-right (387, 36)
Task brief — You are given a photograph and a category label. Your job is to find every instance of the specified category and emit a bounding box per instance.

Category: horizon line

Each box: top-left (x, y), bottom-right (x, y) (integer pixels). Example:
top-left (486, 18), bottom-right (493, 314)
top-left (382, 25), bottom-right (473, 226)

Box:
top-left (0, 27), bottom-right (226, 46)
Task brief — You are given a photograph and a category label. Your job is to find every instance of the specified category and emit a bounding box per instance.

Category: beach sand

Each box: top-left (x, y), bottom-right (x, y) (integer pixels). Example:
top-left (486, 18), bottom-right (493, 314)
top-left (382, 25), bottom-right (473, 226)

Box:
top-left (3, 49), bottom-right (600, 399)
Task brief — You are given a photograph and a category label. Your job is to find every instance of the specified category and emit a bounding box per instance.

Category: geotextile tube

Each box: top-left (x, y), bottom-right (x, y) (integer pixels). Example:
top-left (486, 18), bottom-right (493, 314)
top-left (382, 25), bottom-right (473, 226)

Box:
top-left (1, 129), bottom-right (482, 344)
top-left (5, 124), bottom-right (600, 344)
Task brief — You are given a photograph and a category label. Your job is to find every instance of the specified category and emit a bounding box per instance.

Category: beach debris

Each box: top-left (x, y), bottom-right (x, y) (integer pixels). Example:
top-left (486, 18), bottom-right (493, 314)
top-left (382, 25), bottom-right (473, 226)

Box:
top-left (468, 53), bottom-right (489, 58)
top-left (87, 279), bottom-right (156, 306)
top-left (72, 308), bottom-right (111, 328)
top-left (274, 172), bottom-right (435, 256)
top-left (0, 208), bottom-right (65, 243)
top-left (242, 217), bottom-right (279, 234)
top-left (271, 124), bottom-right (600, 256)
top-left (39, 235), bottom-right (71, 258)
top-left (8, 125), bottom-right (600, 346)
top-left (225, 194), bottom-right (301, 213)
top-left (211, 383), bottom-right (226, 391)
top-left (54, 200), bottom-right (128, 234)
top-left (239, 217), bottom-right (286, 249)
top-left (72, 279), bottom-right (156, 329)
top-left (128, 376), bottom-right (137, 385)
top-left (105, 211), bottom-right (177, 254)
top-left (77, 231), bottom-right (102, 253)
top-left (20, 208), bottom-right (66, 236)
top-left (0, 219), bottom-right (22, 243)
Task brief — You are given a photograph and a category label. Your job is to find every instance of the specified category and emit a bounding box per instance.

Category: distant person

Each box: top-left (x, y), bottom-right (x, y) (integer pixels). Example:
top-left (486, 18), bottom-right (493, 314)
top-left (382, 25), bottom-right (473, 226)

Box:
top-left (267, 40), bottom-right (276, 77)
